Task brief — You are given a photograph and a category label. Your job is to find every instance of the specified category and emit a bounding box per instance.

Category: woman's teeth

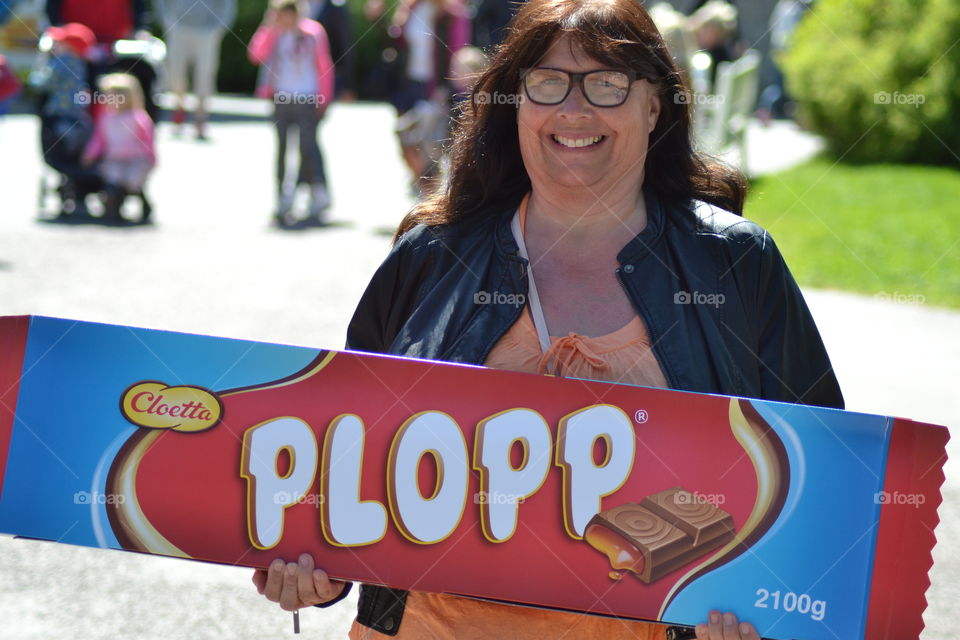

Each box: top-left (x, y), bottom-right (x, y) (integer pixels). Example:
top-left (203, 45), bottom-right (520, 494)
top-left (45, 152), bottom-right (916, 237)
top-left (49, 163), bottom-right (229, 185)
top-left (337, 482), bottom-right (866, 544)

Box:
top-left (553, 135), bottom-right (604, 148)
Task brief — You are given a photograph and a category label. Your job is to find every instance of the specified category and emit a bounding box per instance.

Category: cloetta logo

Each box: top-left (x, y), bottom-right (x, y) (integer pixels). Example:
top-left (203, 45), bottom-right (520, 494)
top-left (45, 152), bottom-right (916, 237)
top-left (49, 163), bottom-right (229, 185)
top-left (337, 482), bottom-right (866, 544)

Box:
top-left (120, 381), bottom-right (223, 432)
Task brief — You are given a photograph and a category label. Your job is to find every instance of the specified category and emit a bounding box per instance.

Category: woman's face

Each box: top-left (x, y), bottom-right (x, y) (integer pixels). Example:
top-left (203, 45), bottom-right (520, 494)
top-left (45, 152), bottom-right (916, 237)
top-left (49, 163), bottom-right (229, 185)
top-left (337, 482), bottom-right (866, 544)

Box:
top-left (516, 35), bottom-right (660, 198)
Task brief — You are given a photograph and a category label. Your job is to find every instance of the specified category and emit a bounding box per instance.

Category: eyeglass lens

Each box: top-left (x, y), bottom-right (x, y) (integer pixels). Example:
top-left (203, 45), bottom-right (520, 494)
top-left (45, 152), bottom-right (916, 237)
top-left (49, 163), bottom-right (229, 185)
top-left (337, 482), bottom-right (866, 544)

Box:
top-left (524, 69), bottom-right (633, 106)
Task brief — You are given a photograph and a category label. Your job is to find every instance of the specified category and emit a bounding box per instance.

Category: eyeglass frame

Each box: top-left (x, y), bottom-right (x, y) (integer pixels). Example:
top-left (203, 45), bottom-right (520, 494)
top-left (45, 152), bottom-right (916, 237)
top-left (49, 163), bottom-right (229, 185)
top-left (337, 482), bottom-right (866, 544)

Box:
top-left (519, 67), bottom-right (644, 108)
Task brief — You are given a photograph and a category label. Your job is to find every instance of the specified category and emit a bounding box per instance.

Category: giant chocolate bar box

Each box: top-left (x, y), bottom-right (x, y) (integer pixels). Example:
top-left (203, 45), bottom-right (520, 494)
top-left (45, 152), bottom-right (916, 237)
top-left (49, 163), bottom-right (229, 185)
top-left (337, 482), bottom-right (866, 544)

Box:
top-left (0, 316), bottom-right (949, 639)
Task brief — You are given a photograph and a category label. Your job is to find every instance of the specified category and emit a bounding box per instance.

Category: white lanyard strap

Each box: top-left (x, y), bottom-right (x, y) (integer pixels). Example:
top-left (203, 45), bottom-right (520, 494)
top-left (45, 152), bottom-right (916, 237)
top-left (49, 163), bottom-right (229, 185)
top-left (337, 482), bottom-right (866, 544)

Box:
top-left (511, 211), bottom-right (553, 354)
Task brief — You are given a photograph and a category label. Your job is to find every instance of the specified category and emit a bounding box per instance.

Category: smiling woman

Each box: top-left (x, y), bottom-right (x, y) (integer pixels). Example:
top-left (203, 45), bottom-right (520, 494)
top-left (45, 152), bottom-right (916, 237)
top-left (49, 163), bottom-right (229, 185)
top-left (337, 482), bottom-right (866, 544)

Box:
top-left (250, 1), bottom-right (844, 639)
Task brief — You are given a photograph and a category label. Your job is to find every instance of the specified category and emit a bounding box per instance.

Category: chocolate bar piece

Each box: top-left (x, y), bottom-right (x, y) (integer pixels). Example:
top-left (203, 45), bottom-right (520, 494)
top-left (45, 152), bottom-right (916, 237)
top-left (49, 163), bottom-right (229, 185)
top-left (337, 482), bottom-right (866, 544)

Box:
top-left (584, 487), bottom-right (735, 583)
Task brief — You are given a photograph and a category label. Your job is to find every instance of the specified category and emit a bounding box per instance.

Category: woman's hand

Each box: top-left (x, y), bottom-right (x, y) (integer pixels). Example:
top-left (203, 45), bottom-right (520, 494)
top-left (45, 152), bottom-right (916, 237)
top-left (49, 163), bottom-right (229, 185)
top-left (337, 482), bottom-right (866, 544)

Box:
top-left (251, 553), bottom-right (347, 611)
top-left (695, 611), bottom-right (761, 640)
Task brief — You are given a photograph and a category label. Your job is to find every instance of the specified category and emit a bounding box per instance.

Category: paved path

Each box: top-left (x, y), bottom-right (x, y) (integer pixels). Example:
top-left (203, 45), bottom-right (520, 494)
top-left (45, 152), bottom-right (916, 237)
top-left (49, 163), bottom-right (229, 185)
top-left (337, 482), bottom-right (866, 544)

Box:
top-left (0, 101), bottom-right (955, 639)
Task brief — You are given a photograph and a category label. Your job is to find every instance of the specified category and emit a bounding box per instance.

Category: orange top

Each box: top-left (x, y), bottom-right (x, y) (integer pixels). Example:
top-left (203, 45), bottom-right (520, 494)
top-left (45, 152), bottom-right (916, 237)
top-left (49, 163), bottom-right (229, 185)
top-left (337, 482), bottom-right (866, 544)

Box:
top-left (484, 306), bottom-right (669, 388)
top-left (348, 197), bottom-right (670, 640)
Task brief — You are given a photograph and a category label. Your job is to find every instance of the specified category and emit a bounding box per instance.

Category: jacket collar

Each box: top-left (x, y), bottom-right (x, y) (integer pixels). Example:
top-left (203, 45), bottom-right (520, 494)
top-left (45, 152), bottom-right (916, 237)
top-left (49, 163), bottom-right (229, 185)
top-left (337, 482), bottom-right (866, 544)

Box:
top-left (492, 188), bottom-right (670, 265)
top-left (616, 188), bottom-right (669, 265)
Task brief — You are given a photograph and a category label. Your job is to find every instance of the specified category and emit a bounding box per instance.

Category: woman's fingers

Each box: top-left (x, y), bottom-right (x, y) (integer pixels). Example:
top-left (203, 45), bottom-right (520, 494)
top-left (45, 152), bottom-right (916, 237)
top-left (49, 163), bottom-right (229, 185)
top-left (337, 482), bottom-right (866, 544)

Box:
top-left (695, 611), bottom-right (760, 639)
top-left (721, 612), bottom-right (740, 639)
top-left (312, 568), bottom-right (345, 602)
top-left (738, 621), bottom-right (761, 640)
top-left (279, 562), bottom-right (302, 611)
top-left (251, 568), bottom-right (268, 595)
top-left (263, 558), bottom-right (286, 602)
top-left (706, 610), bottom-right (725, 638)
top-left (296, 554), bottom-right (320, 605)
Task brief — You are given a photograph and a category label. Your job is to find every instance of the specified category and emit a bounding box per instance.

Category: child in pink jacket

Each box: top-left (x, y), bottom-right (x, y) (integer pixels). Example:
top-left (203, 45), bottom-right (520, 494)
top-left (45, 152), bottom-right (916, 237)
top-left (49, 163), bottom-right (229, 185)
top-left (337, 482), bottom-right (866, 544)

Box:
top-left (82, 72), bottom-right (156, 224)
top-left (248, 0), bottom-right (335, 226)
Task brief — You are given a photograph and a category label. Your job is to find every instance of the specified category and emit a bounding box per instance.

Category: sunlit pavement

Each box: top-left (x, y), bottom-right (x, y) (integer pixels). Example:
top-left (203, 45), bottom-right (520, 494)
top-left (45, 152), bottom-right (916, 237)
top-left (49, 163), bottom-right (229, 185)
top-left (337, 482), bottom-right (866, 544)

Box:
top-left (0, 100), bottom-right (956, 639)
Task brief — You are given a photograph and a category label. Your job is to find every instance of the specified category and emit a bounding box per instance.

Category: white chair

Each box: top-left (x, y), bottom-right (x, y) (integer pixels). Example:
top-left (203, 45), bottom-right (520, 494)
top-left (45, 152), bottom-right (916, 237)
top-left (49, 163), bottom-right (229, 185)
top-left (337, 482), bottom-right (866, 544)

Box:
top-left (694, 49), bottom-right (761, 173)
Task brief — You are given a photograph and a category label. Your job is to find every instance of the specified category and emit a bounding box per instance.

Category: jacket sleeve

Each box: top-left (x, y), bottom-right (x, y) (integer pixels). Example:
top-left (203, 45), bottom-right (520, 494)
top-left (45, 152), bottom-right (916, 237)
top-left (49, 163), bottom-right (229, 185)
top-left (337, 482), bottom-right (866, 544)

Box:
top-left (247, 25), bottom-right (279, 65)
top-left (345, 231), bottom-right (432, 354)
top-left (754, 231), bottom-right (844, 409)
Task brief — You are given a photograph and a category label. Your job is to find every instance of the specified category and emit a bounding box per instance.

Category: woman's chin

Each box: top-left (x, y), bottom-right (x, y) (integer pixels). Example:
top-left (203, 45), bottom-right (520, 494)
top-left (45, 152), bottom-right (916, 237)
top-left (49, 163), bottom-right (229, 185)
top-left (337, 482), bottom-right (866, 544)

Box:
top-left (538, 168), bottom-right (617, 194)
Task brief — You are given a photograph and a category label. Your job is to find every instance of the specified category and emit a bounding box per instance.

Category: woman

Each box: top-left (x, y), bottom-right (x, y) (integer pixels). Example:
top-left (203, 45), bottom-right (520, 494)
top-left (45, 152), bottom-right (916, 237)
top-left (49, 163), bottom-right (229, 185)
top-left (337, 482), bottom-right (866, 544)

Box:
top-left (253, 1), bottom-right (843, 638)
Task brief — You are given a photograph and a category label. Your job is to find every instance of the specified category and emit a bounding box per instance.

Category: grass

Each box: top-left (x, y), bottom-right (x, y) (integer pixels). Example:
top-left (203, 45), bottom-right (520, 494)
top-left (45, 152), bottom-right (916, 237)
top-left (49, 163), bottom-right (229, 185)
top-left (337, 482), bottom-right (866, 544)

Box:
top-left (744, 158), bottom-right (960, 309)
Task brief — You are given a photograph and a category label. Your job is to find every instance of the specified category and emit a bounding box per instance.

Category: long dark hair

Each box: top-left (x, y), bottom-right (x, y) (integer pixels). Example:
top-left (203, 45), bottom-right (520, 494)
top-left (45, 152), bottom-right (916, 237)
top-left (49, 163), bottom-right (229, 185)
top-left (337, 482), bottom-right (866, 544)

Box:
top-left (395, 0), bottom-right (746, 239)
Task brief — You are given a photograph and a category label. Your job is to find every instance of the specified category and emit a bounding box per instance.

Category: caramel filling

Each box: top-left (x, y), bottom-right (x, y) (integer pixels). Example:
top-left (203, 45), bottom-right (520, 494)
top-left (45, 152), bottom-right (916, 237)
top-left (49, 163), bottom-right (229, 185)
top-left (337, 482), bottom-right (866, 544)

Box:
top-left (585, 524), bottom-right (645, 579)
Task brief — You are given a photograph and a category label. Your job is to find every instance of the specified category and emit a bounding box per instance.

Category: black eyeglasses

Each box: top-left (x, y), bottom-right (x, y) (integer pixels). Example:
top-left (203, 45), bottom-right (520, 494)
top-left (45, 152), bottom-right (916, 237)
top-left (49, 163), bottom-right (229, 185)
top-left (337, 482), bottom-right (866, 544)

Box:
top-left (521, 67), bottom-right (641, 107)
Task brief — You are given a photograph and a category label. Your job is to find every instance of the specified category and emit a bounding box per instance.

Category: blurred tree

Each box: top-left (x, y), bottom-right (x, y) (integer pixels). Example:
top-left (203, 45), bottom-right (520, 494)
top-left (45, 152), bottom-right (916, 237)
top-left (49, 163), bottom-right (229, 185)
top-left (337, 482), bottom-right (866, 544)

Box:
top-left (783, 0), bottom-right (960, 165)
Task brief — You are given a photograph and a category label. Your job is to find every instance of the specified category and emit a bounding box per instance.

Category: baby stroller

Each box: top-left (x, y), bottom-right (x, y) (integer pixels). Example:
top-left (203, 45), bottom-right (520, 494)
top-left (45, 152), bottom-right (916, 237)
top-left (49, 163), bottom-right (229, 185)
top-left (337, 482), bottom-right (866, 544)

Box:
top-left (32, 31), bottom-right (165, 220)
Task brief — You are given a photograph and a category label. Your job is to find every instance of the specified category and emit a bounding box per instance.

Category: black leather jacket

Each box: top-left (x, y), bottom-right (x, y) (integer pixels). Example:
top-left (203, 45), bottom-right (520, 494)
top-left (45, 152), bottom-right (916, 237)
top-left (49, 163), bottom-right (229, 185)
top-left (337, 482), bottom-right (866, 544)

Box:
top-left (343, 189), bottom-right (844, 635)
top-left (348, 189), bottom-right (843, 407)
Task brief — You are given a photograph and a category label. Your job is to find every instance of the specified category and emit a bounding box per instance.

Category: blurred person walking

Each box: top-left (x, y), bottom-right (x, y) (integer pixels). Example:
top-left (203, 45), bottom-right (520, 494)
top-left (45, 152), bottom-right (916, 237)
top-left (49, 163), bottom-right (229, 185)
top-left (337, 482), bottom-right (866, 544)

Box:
top-left (687, 0), bottom-right (739, 87)
top-left (756, 0), bottom-right (812, 123)
top-left (248, 0), bottom-right (335, 227)
top-left (307, 0), bottom-right (357, 101)
top-left (389, 0), bottom-right (469, 193)
top-left (470, 0), bottom-right (518, 51)
top-left (81, 72), bottom-right (156, 224)
top-left (156, 0), bottom-right (237, 139)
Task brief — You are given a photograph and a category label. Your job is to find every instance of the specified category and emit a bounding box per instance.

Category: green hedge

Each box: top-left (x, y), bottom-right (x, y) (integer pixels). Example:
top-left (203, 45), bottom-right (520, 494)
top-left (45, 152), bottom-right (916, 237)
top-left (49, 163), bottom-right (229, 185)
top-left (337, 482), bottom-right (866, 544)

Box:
top-left (782, 0), bottom-right (960, 165)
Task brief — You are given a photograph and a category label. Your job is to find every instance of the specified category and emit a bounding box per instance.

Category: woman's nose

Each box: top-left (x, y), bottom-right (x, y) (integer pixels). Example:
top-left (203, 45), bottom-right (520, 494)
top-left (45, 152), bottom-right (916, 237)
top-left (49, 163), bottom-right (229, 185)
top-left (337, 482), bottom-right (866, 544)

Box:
top-left (558, 81), bottom-right (592, 116)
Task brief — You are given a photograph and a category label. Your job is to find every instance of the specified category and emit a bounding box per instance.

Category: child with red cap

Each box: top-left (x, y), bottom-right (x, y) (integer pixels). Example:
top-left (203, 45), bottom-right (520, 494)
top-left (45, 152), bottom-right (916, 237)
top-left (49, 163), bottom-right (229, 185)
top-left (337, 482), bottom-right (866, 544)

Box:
top-left (31, 22), bottom-right (100, 217)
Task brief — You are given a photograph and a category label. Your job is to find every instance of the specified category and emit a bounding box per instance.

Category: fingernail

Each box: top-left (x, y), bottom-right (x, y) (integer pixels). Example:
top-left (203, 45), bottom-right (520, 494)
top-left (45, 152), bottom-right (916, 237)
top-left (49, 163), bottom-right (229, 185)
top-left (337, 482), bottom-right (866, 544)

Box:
top-left (710, 612), bottom-right (720, 624)
top-left (286, 562), bottom-right (297, 576)
top-left (741, 622), bottom-right (754, 634)
top-left (724, 613), bottom-right (735, 625)
top-left (271, 559), bottom-right (284, 571)
top-left (300, 555), bottom-right (310, 567)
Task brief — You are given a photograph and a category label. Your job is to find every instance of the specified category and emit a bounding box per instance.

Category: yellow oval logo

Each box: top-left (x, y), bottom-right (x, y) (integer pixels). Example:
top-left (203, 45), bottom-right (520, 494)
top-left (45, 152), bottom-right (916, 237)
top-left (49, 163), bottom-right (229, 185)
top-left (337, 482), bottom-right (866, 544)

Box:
top-left (121, 381), bottom-right (223, 432)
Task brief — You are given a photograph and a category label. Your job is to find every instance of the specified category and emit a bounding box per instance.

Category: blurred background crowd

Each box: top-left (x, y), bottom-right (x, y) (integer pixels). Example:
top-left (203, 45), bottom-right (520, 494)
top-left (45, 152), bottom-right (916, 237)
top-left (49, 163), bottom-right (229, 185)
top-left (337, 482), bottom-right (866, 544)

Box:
top-left (2, 0), bottom-right (957, 305)
top-left (0, 2), bottom-right (956, 313)
top-left (0, 0), bottom-right (850, 225)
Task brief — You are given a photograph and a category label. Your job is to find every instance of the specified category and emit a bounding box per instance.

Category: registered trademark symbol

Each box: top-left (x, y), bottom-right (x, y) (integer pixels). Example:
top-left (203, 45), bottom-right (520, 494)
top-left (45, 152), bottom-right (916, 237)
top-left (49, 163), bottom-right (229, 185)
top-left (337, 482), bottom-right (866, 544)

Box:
top-left (634, 409), bottom-right (648, 424)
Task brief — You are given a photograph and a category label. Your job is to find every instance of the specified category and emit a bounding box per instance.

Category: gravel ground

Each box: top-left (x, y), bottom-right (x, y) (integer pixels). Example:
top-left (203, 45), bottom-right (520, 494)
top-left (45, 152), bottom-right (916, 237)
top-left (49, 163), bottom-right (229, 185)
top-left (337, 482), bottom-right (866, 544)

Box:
top-left (0, 103), bottom-right (955, 639)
